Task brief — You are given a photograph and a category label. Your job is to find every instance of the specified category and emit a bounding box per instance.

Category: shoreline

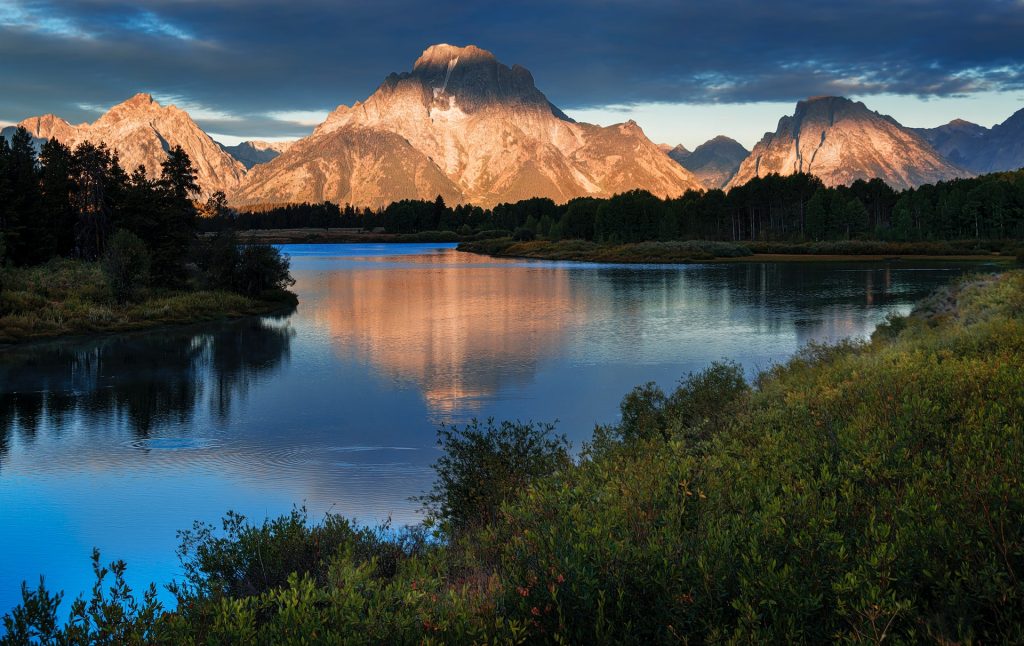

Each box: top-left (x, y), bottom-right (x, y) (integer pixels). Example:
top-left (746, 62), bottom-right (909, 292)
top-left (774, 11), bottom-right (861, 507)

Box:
top-left (0, 295), bottom-right (297, 348)
top-left (456, 239), bottom-right (1017, 265)
top-left (0, 257), bottom-right (299, 347)
top-left (226, 229), bottom-right (1021, 265)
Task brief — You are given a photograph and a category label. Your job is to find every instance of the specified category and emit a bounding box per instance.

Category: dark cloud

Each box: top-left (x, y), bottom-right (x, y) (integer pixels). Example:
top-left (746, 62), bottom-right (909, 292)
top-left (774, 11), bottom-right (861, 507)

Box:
top-left (1, 0), bottom-right (1022, 136)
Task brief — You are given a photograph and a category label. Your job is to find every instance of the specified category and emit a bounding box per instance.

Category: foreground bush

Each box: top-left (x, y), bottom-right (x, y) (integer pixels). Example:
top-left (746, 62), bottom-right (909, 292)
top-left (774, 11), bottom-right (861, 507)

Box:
top-left (4, 272), bottom-right (1023, 643)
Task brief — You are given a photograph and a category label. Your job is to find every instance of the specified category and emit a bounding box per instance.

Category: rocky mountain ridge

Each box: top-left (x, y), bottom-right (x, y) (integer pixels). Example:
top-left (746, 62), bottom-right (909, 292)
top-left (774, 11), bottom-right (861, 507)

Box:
top-left (220, 140), bottom-right (294, 169)
top-left (664, 136), bottom-right (748, 188)
top-left (7, 94), bottom-right (246, 197)
top-left (727, 96), bottom-right (969, 190)
top-left (231, 43), bottom-right (704, 208)
top-left (914, 109), bottom-right (1024, 174)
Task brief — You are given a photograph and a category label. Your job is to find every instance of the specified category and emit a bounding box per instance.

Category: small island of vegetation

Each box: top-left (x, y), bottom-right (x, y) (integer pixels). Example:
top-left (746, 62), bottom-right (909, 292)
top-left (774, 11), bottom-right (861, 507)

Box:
top-left (4, 269), bottom-right (1023, 643)
top-left (0, 128), bottom-right (295, 345)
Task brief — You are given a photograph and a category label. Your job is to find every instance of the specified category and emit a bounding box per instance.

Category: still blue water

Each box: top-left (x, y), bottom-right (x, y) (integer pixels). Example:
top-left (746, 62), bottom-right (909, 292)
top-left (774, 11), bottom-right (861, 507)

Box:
top-left (0, 243), bottom-right (1000, 615)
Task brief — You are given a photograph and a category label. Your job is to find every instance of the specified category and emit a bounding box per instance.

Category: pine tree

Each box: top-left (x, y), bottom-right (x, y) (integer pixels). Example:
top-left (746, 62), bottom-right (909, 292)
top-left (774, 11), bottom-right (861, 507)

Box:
top-left (39, 139), bottom-right (76, 258)
top-left (151, 146), bottom-right (200, 286)
top-left (2, 127), bottom-right (44, 265)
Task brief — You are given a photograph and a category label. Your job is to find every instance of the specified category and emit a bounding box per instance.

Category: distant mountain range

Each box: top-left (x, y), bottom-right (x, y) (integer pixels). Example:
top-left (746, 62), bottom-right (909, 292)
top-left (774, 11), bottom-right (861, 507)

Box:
top-left (4, 43), bottom-right (1024, 206)
top-left (661, 136), bottom-right (749, 189)
top-left (914, 110), bottom-right (1024, 175)
top-left (218, 140), bottom-right (293, 170)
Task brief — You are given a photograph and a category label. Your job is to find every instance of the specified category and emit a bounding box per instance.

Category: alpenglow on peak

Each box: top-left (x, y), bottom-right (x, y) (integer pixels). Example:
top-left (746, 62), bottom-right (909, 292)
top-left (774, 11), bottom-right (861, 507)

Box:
top-left (232, 43), bottom-right (703, 208)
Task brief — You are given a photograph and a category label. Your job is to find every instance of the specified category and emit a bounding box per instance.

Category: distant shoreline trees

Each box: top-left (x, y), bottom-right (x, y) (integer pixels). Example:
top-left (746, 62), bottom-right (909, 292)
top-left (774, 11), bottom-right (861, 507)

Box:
top-left (206, 170), bottom-right (1024, 244)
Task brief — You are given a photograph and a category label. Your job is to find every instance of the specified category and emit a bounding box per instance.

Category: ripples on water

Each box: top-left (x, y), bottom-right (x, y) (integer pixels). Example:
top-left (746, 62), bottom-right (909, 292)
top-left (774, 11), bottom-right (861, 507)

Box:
top-left (0, 243), bottom-right (1000, 614)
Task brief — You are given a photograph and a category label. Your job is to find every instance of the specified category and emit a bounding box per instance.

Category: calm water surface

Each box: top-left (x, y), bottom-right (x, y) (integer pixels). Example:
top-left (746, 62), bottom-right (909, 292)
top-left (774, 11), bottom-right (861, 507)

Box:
top-left (0, 243), bottom-right (1000, 613)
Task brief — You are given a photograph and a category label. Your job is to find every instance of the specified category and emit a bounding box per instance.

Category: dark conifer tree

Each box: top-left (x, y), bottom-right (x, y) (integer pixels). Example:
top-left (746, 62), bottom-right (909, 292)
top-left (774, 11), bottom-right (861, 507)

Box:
top-left (39, 139), bottom-right (76, 258)
top-left (2, 127), bottom-right (44, 265)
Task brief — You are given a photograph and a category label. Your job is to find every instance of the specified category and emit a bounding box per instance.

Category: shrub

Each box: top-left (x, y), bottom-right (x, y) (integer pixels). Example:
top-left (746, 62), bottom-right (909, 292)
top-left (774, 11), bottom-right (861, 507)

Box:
top-left (512, 227), bottom-right (536, 242)
top-left (612, 362), bottom-right (749, 445)
top-left (2, 550), bottom-right (161, 644)
top-left (418, 419), bottom-right (571, 536)
top-left (234, 244), bottom-right (295, 297)
top-left (473, 229), bottom-right (512, 240)
top-left (170, 508), bottom-right (429, 601)
top-left (102, 230), bottom-right (150, 304)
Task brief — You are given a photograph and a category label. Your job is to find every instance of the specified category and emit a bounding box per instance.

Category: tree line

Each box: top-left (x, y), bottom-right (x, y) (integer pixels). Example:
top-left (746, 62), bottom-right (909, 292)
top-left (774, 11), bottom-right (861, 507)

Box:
top-left (0, 127), bottom-right (200, 284)
top-left (205, 169), bottom-right (1024, 243)
top-left (0, 126), bottom-right (292, 300)
top-left (6, 121), bottom-right (1024, 250)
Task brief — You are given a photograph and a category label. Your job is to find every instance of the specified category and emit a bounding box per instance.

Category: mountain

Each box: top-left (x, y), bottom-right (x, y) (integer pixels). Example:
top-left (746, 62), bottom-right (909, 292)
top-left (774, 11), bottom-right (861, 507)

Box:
top-left (667, 144), bottom-right (692, 165)
top-left (9, 94), bottom-right (246, 197)
top-left (220, 140), bottom-right (294, 169)
top-left (912, 119), bottom-right (989, 170)
top-left (726, 96), bottom-right (968, 190)
top-left (232, 44), bottom-right (703, 208)
top-left (981, 108), bottom-right (1024, 173)
top-left (667, 136), bottom-right (748, 188)
top-left (914, 109), bottom-right (1024, 174)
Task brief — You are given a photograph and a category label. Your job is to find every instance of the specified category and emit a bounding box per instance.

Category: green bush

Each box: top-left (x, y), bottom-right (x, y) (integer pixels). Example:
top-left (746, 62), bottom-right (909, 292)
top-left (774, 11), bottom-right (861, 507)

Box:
top-left (2, 550), bottom-right (162, 644)
top-left (102, 230), bottom-right (150, 304)
top-left (418, 419), bottom-right (571, 536)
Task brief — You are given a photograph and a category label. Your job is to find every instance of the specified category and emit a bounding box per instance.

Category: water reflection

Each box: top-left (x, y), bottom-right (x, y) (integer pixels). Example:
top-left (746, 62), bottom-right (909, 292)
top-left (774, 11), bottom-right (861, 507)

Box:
top-left (294, 254), bottom-right (973, 420)
top-left (310, 263), bottom-right (589, 418)
top-left (0, 315), bottom-right (293, 471)
top-left (0, 244), bottom-right (1000, 617)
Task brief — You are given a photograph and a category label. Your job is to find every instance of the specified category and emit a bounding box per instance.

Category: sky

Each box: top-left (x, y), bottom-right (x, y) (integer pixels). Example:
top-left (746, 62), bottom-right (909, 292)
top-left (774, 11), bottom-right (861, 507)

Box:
top-left (2, 0), bottom-right (1023, 149)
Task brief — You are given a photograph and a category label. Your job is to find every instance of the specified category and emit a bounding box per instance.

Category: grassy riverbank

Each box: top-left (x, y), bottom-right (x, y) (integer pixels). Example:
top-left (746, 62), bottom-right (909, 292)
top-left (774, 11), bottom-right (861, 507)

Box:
top-left (459, 237), bottom-right (1022, 264)
top-left (0, 260), bottom-right (296, 345)
top-left (5, 271), bottom-right (1024, 643)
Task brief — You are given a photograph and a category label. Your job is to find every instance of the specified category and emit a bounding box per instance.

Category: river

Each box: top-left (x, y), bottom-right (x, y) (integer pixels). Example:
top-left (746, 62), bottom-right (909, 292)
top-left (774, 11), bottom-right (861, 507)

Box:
top-left (0, 243), bottom-right (1000, 614)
